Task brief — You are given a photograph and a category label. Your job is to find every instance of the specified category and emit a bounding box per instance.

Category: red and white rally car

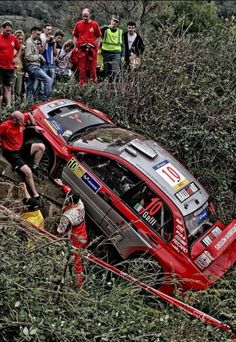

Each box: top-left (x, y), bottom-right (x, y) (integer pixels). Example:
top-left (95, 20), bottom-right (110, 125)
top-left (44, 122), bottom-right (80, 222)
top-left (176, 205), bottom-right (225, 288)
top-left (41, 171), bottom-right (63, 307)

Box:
top-left (23, 99), bottom-right (236, 294)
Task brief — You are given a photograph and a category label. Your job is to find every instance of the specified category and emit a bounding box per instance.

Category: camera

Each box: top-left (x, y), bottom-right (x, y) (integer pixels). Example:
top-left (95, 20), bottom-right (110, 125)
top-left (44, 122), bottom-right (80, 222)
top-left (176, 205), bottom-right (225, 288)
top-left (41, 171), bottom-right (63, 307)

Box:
top-left (35, 38), bottom-right (42, 45)
top-left (49, 35), bottom-right (55, 43)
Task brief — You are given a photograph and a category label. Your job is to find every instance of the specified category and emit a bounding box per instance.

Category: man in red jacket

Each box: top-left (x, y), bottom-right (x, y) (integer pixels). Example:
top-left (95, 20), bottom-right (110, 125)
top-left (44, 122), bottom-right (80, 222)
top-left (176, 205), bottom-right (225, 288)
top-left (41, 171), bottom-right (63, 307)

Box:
top-left (0, 21), bottom-right (21, 108)
top-left (54, 178), bottom-right (88, 286)
top-left (0, 111), bottom-right (45, 199)
top-left (72, 8), bottom-right (101, 85)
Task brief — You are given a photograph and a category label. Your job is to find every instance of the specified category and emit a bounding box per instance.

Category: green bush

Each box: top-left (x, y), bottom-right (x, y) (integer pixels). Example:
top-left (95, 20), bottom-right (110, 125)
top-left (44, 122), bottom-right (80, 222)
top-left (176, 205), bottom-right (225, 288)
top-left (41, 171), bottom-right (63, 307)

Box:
top-left (0, 223), bottom-right (235, 341)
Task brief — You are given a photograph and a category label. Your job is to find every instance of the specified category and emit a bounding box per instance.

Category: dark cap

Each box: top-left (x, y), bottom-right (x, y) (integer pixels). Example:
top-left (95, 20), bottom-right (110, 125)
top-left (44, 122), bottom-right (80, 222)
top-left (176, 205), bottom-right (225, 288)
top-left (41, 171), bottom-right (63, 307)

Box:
top-left (111, 14), bottom-right (120, 22)
top-left (67, 191), bottom-right (81, 204)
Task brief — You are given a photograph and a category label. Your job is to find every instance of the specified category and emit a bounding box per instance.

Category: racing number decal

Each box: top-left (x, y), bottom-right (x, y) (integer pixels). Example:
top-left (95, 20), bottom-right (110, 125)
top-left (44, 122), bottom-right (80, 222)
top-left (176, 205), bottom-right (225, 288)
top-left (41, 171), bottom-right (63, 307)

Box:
top-left (67, 158), bottom-right (78, 171)
top-left (140, 198), bottom-right (163, 216)
top-left (153, 160), bottom-right (189, 191)
top-left (67, 158), bottom-right (101, 193)
top-left (162, 166), bottom-right (180, 182)
top-left (134, 197), bottom-right (163, 227)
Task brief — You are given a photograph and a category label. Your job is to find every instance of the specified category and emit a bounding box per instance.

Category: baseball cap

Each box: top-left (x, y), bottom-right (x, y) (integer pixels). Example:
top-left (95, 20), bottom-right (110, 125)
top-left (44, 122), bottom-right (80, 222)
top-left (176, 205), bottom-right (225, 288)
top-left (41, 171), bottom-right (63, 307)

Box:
top-left (111, 14), bottom-right (120, 22)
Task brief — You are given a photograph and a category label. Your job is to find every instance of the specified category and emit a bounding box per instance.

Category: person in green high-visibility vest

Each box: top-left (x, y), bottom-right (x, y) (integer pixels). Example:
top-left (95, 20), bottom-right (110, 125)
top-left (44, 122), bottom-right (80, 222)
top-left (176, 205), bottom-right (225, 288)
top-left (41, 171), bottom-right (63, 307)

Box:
top-left (101, 15), bottom-right (123, 81)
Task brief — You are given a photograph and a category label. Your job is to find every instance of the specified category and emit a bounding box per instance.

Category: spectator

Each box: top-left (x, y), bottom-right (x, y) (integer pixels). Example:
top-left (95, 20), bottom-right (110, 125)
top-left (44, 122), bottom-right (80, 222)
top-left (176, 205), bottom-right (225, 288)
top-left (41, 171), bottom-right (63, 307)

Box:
top-left (56, 39), bottom-right (74, 81)
top-left (96, 47), bottom-right (104, 81)
top-left (122, 21), bottom-right (145, 70)
top-left (19, 182), bottom-right (44, 228)
top-left (40, 23), bottom-right (57, 86)
top-left (101, 15), bottom-right (123, 81)
top-left (13, 30), bottom-right (26, 103)
top-left (54, 30), bottom-right (65, 51)
top-left (0, 21), bottom-right (21, 108)
top-left (24, 26), bottom-right (52, 101)
top-left (0, 111), bottom-right (45, 199)
top-left (54, 178), bottom-right (88, 287)
top-left (72, 8), bottom-right (101, 85)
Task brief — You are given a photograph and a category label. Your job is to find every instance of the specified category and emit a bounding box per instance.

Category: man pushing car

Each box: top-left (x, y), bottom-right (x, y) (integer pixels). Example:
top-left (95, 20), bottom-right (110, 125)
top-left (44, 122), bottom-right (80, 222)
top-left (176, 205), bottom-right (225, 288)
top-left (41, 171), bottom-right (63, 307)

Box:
top-left (0, 110), bottom-right (45, 199)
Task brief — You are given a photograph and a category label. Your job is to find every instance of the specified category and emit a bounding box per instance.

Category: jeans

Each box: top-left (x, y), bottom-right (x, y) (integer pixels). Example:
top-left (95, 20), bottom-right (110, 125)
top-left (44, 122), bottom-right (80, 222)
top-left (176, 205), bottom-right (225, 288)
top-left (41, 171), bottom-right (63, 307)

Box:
top-left (41, 64), bottom-right (56, 85)
top-left (26, 64), bottom-right (52, 101)
top-left (102, 51), bottom-right (121, 80)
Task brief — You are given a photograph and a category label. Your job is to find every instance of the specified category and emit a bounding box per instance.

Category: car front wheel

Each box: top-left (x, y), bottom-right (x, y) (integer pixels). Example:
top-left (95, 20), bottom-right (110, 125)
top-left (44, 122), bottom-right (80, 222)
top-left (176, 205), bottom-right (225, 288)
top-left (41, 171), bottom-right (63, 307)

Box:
top-left (115, 252), bottom-right (164, 289)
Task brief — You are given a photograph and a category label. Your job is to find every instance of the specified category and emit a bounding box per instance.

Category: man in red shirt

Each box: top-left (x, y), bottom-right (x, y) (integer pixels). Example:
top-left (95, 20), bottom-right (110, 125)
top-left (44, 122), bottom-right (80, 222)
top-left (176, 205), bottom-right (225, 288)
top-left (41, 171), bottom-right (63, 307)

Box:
top-left (0, 21), bottom-right (21, 108)
top-left (72, 8), bottom-right (101, 85)
top-left (0, 111), bottom-right (45, 199)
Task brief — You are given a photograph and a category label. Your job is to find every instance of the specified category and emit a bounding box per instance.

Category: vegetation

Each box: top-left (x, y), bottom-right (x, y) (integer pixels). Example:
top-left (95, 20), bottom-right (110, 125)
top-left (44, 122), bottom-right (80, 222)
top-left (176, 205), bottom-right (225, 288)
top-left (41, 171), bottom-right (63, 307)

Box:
top-left (0, 1), bottom-right (235, 341)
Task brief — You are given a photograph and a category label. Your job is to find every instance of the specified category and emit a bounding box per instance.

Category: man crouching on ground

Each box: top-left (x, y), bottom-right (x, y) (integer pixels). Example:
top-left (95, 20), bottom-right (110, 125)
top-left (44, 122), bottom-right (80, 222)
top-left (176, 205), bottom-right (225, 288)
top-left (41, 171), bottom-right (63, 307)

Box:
top-left (0, 110), bottom-right (45, 199)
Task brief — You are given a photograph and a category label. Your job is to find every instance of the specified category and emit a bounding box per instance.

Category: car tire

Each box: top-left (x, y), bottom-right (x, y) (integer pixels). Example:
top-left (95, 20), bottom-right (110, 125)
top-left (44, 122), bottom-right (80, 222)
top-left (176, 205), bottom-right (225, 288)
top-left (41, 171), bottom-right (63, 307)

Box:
top-left (23, 138), bottom-right (54, 176)
top-left (115, 252), bottom-right (164, 289)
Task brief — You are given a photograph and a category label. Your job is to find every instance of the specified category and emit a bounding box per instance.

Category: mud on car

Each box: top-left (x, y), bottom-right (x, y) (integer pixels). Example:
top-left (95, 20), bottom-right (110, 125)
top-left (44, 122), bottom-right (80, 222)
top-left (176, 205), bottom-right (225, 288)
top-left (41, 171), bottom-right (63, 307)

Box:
top-left (23, 99), bottom-right (236, 294)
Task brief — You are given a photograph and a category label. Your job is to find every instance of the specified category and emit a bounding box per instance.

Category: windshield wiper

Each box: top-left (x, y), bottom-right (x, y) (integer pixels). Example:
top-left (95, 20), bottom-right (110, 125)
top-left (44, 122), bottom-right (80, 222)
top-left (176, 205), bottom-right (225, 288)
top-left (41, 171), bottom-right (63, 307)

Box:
top-left (68, 123), bottom-right (114, 142)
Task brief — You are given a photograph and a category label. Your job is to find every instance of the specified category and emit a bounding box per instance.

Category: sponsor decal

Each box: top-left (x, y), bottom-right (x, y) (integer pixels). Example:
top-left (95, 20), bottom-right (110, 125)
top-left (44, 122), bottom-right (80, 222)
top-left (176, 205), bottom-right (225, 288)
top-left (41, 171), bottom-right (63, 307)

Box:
top-left (67, 158), bottom-right (101, 193)
top-left (81, 172), bottom-right (101, 193)
top-left (202, 225), bottom-right (223, 247)
top-left (46, 117), bottom-right (64, 135)
top-left (198, 209), bottom-right (208, 222)
top-left (171, 239), bottom-right (188, 254)
top-left (194, 251), bottom-right (214, 270)
top-left (175, 182), bottom-right (199, 203)
top-left (153, 160), bottom-right (189, 191)
top-left (68, 113), bottom-right (82, 123)
top-left (171, 218), bottom-right (188, 253)
top-left (214, 225), bottom-right (236, 251)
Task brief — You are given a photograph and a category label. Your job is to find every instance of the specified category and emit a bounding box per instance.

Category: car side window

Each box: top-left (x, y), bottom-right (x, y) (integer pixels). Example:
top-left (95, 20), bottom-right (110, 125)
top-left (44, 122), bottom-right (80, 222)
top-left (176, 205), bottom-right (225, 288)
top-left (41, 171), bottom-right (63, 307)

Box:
top-left (123, 183), bottom-right (173, 242)
top-left (80, 154), bottom-right (141, 197)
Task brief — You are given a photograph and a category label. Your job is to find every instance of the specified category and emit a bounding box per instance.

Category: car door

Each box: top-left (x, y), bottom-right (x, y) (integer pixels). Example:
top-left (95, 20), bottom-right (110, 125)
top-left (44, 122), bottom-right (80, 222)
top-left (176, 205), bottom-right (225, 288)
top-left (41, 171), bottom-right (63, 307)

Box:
top-left (62, 154), bottom-right (114, 227)
top-left (79, 153), bottom-right (164, 258)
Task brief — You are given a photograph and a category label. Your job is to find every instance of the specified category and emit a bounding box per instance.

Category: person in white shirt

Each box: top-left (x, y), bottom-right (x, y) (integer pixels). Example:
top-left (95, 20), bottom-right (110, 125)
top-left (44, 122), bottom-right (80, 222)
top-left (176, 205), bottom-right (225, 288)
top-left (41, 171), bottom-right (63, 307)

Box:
top-left (122, 21), bottom-right (145, 69)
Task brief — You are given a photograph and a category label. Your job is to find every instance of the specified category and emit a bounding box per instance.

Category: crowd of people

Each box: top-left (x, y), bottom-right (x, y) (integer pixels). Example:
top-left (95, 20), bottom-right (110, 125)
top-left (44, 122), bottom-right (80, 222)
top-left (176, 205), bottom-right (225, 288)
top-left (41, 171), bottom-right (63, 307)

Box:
top-left (0, 7), bottom-right (145, 286)
top-left (0, 7), bottom-right (145, 107)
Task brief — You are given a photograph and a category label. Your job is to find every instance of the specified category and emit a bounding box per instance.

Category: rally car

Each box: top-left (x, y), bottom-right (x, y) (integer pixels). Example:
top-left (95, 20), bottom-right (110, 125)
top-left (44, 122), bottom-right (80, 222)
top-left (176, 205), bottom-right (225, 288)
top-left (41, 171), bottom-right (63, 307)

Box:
top-left (24, 98), bottom-right (236, 294)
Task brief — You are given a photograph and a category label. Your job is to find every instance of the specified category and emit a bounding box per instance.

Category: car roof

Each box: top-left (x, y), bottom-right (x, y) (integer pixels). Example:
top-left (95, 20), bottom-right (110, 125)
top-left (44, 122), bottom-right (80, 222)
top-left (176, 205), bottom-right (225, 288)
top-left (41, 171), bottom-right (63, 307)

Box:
top-left (72, 127), bottom-right (209, 216)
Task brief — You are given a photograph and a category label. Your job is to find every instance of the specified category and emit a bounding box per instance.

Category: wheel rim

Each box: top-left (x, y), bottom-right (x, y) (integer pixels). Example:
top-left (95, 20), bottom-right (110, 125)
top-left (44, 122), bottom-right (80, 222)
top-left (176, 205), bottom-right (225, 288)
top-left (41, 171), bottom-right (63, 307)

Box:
top-left (39, 150), bottom-right (52, 174)
top-left (116, 255), bottom-right (164, 288)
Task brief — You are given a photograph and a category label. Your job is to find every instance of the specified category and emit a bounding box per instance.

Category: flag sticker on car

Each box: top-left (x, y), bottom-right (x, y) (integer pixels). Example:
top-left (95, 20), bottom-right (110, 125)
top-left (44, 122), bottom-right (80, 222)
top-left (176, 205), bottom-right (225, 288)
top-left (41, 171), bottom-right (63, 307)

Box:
top-left (67, 158), bottom-right (101, 193)
top-left (153, 160), bottom-right (189, 191)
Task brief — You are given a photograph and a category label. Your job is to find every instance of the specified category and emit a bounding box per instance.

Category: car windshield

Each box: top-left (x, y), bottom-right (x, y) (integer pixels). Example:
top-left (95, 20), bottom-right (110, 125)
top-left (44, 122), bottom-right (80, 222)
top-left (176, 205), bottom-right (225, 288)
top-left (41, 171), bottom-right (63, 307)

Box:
top-left (184, 200), bottom-right (217, 245)
top-left (45, 104), bottom-right (108, 142)
top-left (68, 123), bottom-right (113, 142)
